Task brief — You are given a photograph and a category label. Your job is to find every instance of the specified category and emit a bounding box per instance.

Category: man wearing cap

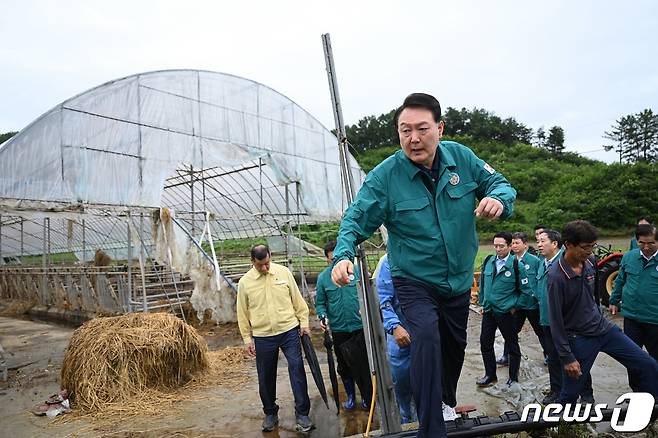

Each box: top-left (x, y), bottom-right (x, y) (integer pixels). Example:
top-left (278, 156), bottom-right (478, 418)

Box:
top-left (331, 93), bottom-right (516, 438)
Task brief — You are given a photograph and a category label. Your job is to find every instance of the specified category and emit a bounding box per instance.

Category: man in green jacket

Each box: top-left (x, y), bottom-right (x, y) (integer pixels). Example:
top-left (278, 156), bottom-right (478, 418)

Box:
top-left (331, 93), bottom-right (516, 438)
top-left (628, 216), bottom-right (653, 250)
top-left (477, 232), bottom-right (532, 387)
top-left (497, 232), bottom-right (545, 366)
top-left (610, 223), bottom-right (658, 391)
top-left (316, 240), bottom-right (372, 410)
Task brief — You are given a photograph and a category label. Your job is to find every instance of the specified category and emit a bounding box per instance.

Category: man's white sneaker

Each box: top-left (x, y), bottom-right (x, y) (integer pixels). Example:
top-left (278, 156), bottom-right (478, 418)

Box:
top-left (442, 402), bottom-right (458, 421)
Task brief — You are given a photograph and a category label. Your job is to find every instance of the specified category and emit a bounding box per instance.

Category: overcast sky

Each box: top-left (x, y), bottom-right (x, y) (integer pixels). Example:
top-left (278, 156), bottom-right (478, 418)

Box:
top-left (1, 0), bottom-right (656, 163)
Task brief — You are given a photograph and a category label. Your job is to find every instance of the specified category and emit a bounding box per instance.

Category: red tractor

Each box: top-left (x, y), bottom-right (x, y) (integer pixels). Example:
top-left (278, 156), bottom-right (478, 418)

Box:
top-left (595, 244), bottom-right (625, 306)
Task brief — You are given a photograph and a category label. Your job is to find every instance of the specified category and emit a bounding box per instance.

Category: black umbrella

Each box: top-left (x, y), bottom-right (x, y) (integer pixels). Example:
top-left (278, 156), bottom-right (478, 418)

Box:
top-left (323, 330), bottom-right (341, 415)
top-left (301, 333), bottom-right (329, 409)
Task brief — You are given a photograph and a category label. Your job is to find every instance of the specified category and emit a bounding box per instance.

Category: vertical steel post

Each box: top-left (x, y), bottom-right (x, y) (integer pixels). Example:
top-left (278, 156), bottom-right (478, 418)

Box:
top-left (20, 219), bottom-right (24, 257)
top-left (82, 219), bottom-right (87, 265)
top-left (0, 215), bottom-right (3, 264)
top-left (285, 184), bottom-right (293, 269)
top-left (140, 213), bottom-right (147, 313)
top-left (46, 218), bottom-right (51, 266)
top-left (127, 215), bottom-right (133, 313)
top-left (190, 164), bottom-right (195, 237)
top-left (322, 33), bottom-right (401, 432)
top-left (42, 218), bottom-right (47, 303)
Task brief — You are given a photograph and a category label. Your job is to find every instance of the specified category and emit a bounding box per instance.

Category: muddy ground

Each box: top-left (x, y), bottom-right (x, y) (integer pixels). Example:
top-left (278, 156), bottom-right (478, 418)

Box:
top-left (0, 300), bottom-right (654, 438)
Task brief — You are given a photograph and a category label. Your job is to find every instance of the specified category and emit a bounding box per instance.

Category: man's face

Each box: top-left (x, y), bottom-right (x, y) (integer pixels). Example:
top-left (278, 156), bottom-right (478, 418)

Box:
top-left (325, 250), bottom-right (334, 265)
top-left (534, 228), bottom-right (545, 243)
top-left (397, 107), bottom-right (444, 168)
top-left (252, 254), bottom-right (271, 274)
top-left (566, 241), bottom-right (596, 263)
top-left (493, 237), bottom-right (511, 259)
top-left (537, 232), bottom-right (557, 258)
top-left (637, 233), bottom-right (657, 258)
top-left (511, 238), bottom-right (527, 255)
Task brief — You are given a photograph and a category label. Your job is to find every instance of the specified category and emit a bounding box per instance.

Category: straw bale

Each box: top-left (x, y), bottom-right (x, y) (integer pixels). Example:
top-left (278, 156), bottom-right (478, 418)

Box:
top-left (0, 299), bottom-right (36, 316)
top-left (61, 312), bottom-right (209, 412)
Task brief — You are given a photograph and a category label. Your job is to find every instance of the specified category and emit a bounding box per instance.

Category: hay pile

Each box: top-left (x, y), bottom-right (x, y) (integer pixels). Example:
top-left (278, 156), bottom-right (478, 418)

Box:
top-left (0, 299), bottom-right (36, 316)
top-left (61, 312), bottom-right (209, 412)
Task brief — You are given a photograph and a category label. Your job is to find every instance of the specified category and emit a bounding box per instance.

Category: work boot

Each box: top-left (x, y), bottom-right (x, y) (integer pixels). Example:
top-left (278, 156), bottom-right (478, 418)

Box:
top-left (542, 391), bottom-right (559, 405)
top-left (476, 375), bottom-right (498, 387)
top-left (295, 414), bottom-right (314, 432)
top-left (261, 414), bottom-right (278, 432)
top-left (496, 354), bottom-right (509, 366)
top-left (579, 393), bottom-right (595, 404)
top-left (342, 377), bottom-right (356, 410)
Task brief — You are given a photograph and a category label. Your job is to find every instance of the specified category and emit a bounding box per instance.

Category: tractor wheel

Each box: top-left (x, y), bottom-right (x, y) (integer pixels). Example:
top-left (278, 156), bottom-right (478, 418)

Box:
top-left (597, 255), bottom-right (622, 306)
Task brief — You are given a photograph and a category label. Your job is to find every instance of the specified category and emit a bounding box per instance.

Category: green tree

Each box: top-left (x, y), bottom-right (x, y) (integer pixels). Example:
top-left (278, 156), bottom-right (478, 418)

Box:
top-left (344, 109), bottom-right (397, 151)
top-left (603, 109), bottom-right (658, 163)
top-left (546, 126), bottom-right (565, 155)
top-left (534, 126), bottom-right (546, 149)
top-left (0, 131), bottom-right (17, 145)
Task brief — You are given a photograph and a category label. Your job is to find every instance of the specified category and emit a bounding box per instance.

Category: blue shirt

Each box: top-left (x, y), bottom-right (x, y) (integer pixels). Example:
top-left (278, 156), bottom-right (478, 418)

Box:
top-left (377, 255), bottom-right (408, 334)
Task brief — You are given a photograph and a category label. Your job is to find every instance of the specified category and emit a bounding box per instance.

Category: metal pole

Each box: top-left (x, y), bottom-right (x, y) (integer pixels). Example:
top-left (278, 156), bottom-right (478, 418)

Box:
top-left (190, 164), bottom-right (195, 237)
top-left (0, 214), bottom-right (3, 264)
top-left (285, 184), bottom-right (292, 269)
top-left (42, 218), bottom-right (47, 303)
top-left (82, 219), bottom-right (87, 265)
top-left (46, 218), bottom-right (51, 266)
top-left (322, 33), bottom-right (401, 433)
top-left (140, 213), bottom-right (147, 313)
top-left (127, 215), bottom-right (133, 313)
top-left (20, 219), bottom-right (24, 257)
top-left (259, 158), bottom-right (264, 214)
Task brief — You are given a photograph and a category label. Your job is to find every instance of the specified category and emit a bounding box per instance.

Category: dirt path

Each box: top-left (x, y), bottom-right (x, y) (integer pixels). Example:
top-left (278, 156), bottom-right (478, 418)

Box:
top-left (0, 306), bottom-right (649, 437)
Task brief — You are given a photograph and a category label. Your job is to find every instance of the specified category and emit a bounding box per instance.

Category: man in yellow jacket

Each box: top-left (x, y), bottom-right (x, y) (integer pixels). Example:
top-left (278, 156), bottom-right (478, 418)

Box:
top-left (237, 244), bottom-right (313, 433)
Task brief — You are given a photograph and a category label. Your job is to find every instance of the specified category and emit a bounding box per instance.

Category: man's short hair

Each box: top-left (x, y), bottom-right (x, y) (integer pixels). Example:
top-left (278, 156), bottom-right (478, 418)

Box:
top-left (393, 93), bottom-right (442, 127)
top-left (638, 215), bottom-right (654, 224)
top-left (541, 229), bottom-right (563, 248)
top-left (534, 224), bottom-right (547, 231)
top-left (324, 240), bottom-right (337, 258)
top-left (562, 220), bottom-right (599, 246)
top-left (250, 244), bottom-right (270, 261)
top-left (635, 224), bottom-right (657, 239)
top-left (511, 232), bottom-right (528, 243)
top-left (493, 231), bottom-right (513, 245)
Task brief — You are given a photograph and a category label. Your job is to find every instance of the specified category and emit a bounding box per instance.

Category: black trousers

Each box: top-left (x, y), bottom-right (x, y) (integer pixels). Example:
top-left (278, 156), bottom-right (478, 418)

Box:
top-left (480, 310), bottom-right (521, 381)
top-left (503, 308), bottom-right (548, 357)
top-left (333, 329), bottom-right (373, 403)
top-left (394, 277), bottom-right (470, 438)
top-left (623, 317), bottom-right (658, 391)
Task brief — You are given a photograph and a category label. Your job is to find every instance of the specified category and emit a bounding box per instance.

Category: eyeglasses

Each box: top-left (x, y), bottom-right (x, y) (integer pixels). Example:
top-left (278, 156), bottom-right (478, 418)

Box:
top-left (577, 243), bottom-right (596, 251)
top-left (493, 244), bottom-right (508, 248)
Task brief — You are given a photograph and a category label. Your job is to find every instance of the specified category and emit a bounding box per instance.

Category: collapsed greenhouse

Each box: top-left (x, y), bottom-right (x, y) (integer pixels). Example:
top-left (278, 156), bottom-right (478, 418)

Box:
top-left (0, 69), bottom-right (365, 322)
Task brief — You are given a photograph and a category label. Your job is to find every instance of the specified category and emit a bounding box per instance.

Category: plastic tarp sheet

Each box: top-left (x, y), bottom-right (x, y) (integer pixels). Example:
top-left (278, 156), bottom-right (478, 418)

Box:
top-left (0, 69), bottom-right (366, 256)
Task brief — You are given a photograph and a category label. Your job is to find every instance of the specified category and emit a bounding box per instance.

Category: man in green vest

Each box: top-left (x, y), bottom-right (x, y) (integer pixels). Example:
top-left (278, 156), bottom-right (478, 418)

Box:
top-left (331, 92), bottom-right (516, 438)
top-left (477, 232), bottom-right (533, 387)
top-left (316, 240), bottom-right (372, 410)
top-left (497, 232), bottom-right (545, 366)
top-left (610, 223), bottom-right (658, 390)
